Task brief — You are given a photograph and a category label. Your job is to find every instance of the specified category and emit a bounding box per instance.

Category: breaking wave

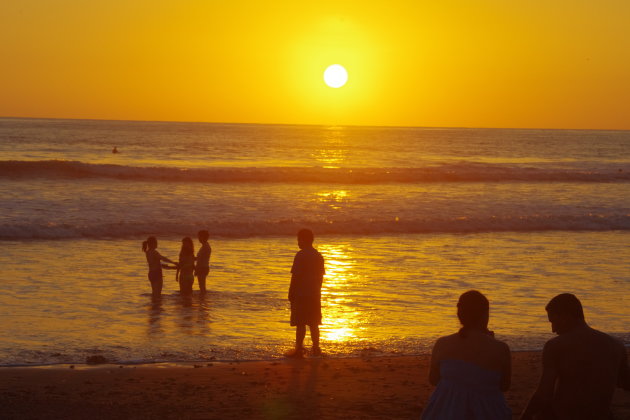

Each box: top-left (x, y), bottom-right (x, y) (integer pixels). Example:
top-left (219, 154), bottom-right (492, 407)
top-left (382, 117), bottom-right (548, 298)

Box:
top-left (2, 214), bottom-right (629, 240)
top-left (1, 160), bottom-right (629, 183)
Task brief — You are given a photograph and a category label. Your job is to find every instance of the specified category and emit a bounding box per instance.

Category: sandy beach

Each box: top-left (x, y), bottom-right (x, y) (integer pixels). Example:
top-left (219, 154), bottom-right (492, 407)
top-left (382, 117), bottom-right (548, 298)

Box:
top-left (1, 351), bottom-right (628, 419)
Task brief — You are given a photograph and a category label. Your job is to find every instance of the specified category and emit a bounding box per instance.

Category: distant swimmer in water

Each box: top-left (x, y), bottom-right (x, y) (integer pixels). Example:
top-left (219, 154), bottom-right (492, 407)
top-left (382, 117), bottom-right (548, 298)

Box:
top-left (142, 236), bottom-right (175, 298)
top-left (112, 146), bottom-right (119, 153)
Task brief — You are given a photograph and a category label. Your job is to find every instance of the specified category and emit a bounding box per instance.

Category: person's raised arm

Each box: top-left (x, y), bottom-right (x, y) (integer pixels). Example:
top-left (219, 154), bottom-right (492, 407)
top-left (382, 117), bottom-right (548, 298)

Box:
top-left (520, 341), bottom-right (558, 420)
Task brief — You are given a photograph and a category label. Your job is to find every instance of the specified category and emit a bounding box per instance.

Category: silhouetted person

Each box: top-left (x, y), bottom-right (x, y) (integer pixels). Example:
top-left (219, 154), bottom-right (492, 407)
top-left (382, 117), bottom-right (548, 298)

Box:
top-left (422, 290), bottom-right (511, 419)
top-left (521, 293), bottom-right (630, 420)
top-left (195, 230), bottom-right (211, 294)
top-left (112, 146), bottom-right (119, 153)
top-left (286, 229), bottom-right (325, 358)
top-left (177, 237), bottom-right (195, 296)
top-left (142, 236), bottom-right (175, 298)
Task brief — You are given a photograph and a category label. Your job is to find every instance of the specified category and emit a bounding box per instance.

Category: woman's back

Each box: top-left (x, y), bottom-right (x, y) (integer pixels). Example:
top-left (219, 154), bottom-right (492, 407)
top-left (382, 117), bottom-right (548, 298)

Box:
top-left (179, 253), bottom-right (195, 273)
top-left (434, 331), bottom-right (510, 376)
top-left (422, 290), bottom-right (512, 419)
top-left (145, 248), bottom-right (162, 271)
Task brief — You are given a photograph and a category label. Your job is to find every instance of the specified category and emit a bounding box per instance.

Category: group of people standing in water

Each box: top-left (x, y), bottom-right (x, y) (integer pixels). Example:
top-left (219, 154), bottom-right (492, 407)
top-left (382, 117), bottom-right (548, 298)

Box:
top-left (141, 230), bottom-right (211, 298)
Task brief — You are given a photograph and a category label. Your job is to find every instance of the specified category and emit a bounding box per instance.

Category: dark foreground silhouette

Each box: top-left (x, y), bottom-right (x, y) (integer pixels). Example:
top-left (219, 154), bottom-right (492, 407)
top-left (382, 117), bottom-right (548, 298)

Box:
top-left (286, 228), bottom-right (325, 358)
top-left (422, 290), bottom-right (512, 419)
top-left (521, 293), bottom-right (630, 420)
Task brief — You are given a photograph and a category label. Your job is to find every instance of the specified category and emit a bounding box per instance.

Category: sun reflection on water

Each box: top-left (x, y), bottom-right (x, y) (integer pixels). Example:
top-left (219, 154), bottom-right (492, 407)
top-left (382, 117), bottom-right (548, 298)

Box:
top-left (312, 126), bottom-right (349, 168)
top-left (319, 243), bottom-right (364, 343)
top-left (316, 190), bottom-right (348, 210)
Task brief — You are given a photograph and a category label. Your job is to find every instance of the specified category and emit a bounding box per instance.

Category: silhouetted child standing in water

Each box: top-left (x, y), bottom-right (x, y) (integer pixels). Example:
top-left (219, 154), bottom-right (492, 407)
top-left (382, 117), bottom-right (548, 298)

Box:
top-left (195, 230), bottom-right (211, 294)
top-left (142, 236), bottom-right (175, 298)
top-left (178, 237), bottom-right (195, 296)
top-left (286, 229), bottom-right (325, 358)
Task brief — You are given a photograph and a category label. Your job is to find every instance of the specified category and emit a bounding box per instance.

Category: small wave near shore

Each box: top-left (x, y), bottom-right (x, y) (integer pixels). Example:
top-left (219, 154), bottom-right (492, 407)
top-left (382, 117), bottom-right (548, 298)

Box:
top-left (2, 214), bottom-right (630, 240)
top-left (2, 160), bottom-right (629, 183)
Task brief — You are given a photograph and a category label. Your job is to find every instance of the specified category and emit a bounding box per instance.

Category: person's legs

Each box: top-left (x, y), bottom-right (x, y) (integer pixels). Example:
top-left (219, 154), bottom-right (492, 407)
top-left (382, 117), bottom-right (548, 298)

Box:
top-left (149, 271), bottom-right (163, 298)
top-left (155, 278), bottom-right (163, 296)
top-left (151, 280), bottom-right (162, 298)
top-left (296, 324), bottom-right (306, 350)
top-left (182, 275), bottom-right (193, 296)
top-left (197, 270), bottom-right (207, 293)
top-left (284, 324), bottom-right (307, 358)
top-left (309, 325), bottom-right (321, 355)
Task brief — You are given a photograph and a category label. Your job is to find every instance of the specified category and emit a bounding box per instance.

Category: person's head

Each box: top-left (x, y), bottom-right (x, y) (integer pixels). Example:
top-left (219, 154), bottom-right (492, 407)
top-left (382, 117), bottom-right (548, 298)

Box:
top-left (297, 228), bottom-right (314, 249)
top-left (198, 230), bottom-right (209, 243)
top-left (180, 237), bottom-right (194, 257)
top-left (545, 293), bottom-right (585, 334)
top-left (142, 236), bottom-right (157, 252)
top-left (457, 290), bottom-right (490, 336)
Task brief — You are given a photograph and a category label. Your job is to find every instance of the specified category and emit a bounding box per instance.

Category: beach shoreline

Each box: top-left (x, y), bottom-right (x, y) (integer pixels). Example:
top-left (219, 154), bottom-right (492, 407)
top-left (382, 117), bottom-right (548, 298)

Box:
top-left (2, 351), bottom-right (629, 419)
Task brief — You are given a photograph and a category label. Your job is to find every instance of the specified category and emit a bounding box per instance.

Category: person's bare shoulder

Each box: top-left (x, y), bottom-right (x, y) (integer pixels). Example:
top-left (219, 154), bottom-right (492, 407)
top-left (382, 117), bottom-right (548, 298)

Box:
top-left (431, 333), bottom-right (459, 355)
top-left (483, 335), bottom-right (510, 361)
top-left (544, 332), bottom-right (564, 349)
top-left (436, 333), bottom-right (461, 346)
top-left (494, 338), bottom-right (511, 353)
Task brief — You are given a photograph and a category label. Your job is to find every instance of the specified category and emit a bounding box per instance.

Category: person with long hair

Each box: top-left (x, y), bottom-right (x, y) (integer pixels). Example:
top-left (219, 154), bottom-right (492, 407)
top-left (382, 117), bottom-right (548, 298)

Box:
top-left (422, 290), bottom-right (512, 419)
top-left (177, 237), bottom-right (195, 296)
top-left (142, 236), bottom-right (175, 298)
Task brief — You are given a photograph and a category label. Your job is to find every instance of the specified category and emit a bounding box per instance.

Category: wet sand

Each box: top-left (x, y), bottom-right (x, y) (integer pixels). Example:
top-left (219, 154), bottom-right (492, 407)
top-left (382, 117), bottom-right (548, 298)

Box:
top-left (1, 352), bottom-right (629, 419)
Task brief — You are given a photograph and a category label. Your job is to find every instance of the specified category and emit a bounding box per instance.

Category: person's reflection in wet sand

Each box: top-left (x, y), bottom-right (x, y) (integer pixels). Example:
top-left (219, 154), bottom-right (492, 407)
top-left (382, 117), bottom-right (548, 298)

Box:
top-left (290, 359), bottom-right (321, 417)
top-left (262, 359), bottom-right (321, 418)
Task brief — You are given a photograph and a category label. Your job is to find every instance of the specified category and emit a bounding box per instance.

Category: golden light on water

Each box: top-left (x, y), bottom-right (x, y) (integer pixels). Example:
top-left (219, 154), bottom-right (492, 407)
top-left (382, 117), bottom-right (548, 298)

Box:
top-left (316, 190), bottom-right (348, 210)
top-left (319, 244), bottom-right (364, 343)
top-left (312, 126), bottom-right (348, 168)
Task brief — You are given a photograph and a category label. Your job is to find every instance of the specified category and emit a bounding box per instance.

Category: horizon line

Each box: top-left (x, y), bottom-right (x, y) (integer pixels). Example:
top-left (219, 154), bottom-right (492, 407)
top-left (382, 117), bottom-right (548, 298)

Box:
top-left (1, 115), bottom-right (629, 133)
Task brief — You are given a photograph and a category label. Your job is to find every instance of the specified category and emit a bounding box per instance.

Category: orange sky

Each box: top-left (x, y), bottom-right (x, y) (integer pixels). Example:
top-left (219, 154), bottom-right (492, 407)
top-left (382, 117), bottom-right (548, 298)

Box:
top-left (1, 1), bottom-right (629, 129)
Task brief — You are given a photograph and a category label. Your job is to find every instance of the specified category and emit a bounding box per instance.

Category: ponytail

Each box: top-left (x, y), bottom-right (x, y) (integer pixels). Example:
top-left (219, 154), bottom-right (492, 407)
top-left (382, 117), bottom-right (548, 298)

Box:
top-left (143, 236), bottom-right (157, 253)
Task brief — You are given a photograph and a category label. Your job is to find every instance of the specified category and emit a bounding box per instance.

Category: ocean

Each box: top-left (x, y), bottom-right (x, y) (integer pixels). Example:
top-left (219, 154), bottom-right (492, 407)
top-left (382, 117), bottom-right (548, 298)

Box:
top-left (0, 117), bottom-right (628, 366)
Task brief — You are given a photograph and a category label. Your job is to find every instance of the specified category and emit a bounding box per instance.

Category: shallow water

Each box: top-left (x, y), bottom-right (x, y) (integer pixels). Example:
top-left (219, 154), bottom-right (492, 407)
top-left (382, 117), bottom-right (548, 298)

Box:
top-left (1, 119), bottom-right (629, 365)
top-left (0, 232), bottom-right (627, 365)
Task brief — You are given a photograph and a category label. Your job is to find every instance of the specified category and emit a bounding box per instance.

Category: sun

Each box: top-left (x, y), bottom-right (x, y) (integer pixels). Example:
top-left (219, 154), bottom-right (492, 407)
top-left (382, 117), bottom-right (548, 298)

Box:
top-left (323, 64), bottom-right (348, 88)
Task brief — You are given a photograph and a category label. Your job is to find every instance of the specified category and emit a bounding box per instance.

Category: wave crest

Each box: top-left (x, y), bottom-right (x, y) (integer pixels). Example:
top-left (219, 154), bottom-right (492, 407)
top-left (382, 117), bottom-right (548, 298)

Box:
top-left (2, 214), bottom-right (629, 240)
top-left (1, 160), bottom-right (629, 183)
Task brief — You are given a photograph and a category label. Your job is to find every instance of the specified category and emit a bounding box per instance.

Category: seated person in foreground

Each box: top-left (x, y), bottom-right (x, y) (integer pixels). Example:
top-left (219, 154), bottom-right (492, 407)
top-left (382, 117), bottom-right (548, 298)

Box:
top-left (422, 290), bottom-right (512, 420)
top-left (521, 293), bottom-right (630, 420)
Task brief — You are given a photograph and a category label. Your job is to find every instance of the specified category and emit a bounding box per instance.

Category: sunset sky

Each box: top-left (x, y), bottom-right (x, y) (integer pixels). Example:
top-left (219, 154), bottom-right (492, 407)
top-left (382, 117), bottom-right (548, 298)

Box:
top-left (2, 0), bottom-right (629, 129)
